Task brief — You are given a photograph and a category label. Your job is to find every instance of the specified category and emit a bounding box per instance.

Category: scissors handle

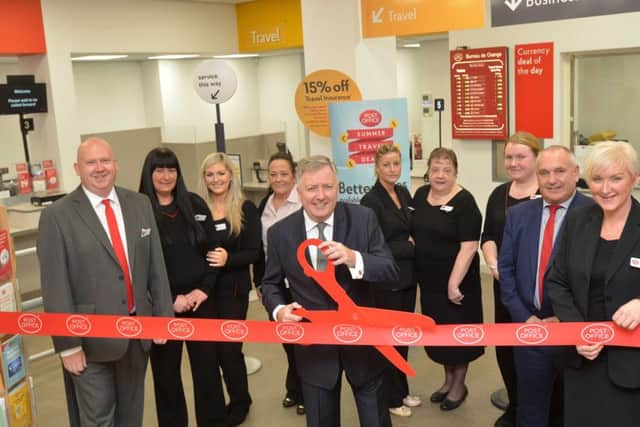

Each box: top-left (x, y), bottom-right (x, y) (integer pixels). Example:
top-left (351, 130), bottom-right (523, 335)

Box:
top-left (296, 238), bottom-right (335, 278)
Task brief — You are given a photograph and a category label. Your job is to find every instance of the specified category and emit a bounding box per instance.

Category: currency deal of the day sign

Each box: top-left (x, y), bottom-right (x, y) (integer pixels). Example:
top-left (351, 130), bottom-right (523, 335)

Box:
top-left (329, 99), bottom-right (410, 203)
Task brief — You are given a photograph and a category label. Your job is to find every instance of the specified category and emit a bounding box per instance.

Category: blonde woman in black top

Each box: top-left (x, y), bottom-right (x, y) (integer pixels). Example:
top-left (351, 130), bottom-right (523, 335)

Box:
top-left (199, 152), bottom-right (261, 426)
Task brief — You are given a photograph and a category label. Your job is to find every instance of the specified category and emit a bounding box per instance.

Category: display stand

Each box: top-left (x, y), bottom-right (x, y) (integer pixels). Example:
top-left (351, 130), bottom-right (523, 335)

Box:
top-left (0, 206), bottom-right (35, 426)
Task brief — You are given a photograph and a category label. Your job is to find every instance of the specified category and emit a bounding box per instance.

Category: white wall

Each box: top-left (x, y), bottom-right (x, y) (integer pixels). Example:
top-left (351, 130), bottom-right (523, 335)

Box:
top-left (0, 63), bottom-right (25, 167)
top-left (73, 62), bottom-right (148, 134)
top-left (256, 53), bottom-right (305, 159)
top-left (38, 0), bottom-right (239, 190)
top-left (397, 38), bottom-right (451, 178)
top-left (576, 53), bottom-right (640, 149)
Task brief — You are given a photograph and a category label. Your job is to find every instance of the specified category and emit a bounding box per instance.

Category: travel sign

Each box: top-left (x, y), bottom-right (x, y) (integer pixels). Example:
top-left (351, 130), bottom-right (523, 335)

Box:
top-left (492, 0), bottom-right (640, 27)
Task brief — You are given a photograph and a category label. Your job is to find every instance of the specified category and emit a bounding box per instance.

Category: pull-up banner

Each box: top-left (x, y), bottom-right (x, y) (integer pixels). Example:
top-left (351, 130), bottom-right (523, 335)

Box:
top-left (3, 312), bottom-right (638, 348)
top-left (492, 0), bottom-right (640, 28)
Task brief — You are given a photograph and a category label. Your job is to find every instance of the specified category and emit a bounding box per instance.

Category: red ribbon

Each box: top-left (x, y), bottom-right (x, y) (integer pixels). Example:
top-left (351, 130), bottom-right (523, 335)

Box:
top-left (3, 312), bottom-right (637, 347)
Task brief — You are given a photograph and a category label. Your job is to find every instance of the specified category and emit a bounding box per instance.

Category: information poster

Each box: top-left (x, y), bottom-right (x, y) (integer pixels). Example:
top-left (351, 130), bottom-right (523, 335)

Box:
top-left (329, 99), bottom-right (409, 204)
top-left (515, 42), bottom-right (554, 138)
top-left (295, 69), bottom-right (362, 137)
top-left (450, 47), bottom-right (508, 139)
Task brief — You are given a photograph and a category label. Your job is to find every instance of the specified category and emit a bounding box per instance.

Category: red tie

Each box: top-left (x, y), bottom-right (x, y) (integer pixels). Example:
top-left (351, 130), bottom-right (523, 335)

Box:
top-left (538, 204), bottom-right (560, 305)
top-left (103, 199), bottom-right (135, 313)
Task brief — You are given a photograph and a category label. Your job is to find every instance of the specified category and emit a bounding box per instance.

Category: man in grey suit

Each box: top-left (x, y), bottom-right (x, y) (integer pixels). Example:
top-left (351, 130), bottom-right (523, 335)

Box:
top-left (37, 137), bottom-right (173, 426)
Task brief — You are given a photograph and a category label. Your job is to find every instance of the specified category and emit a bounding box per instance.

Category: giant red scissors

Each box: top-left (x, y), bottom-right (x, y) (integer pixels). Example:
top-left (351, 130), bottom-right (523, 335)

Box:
top-left (293, 238), bottom-right (436, 376)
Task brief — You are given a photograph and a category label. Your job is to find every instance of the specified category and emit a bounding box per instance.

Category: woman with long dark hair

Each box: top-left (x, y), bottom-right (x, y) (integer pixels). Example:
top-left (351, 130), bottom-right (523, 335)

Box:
top-left (139, 147), bottom-right (226, 427)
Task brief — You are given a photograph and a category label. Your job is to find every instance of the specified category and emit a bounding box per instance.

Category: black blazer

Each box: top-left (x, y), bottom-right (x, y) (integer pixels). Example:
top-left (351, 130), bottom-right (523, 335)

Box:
top-left (261, 202), bottom-right (399, 389)
top-left (212, 200), bottom-right (261, 296)
top-left (360, 180), bottom-right (416, 290)
top-left (548, 198), bottom-right (640, 389)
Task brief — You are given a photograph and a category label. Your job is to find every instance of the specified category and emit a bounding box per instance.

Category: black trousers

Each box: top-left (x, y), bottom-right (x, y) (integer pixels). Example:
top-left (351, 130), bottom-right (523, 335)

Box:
top-left (267, 286), bottom-right (304, 403)
top-left (214, 284), bottom-right (252, 415)
top-left (493, 278), bottom-right (518, 419)
top-left (372, 285), bottom-right (417, 408)
top-left (302, 372), bottom-right (390, 427)
top-left (150, 298), bottom-right (226, 427)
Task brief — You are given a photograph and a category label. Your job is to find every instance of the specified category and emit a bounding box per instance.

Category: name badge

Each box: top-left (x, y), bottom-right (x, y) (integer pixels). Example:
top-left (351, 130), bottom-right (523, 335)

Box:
top-left (630, 257), bottom-right (640, 269)
top-left (440, 205), bottom-right (454, 213)
top-left (194, 214), bottom-right (207, 222)
top-left (215, 223), bottom-right (227, 231)
top-left (531, 194), bottom-right (542, 200)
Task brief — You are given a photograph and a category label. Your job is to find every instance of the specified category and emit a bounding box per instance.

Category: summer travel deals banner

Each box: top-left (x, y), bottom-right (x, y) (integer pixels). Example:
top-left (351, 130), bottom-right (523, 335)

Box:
top-left (329, 99), bottom-right (410, 204)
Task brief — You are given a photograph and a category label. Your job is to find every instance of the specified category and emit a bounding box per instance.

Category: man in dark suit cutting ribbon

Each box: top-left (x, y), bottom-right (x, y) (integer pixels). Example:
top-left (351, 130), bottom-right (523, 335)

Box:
top-left (261, 155), bottom-right (399, 427)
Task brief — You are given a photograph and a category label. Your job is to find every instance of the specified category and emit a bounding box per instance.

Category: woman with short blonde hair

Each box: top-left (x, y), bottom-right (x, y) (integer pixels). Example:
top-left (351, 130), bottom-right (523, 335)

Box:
top-left (548, 140), bottom-right (640, 427)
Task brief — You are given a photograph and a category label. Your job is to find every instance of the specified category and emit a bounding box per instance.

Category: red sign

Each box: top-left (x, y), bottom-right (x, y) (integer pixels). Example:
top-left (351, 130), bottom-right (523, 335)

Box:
top-left (515, 42), bottom-right (554, 138)
top-left (0, 229), bottom-right (11, 281)
top-left (450, 47), bottom-right (508, 139)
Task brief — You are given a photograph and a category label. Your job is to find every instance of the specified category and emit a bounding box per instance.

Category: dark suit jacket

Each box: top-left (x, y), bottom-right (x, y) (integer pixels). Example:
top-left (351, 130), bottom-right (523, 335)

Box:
top-left (37, 186), bottom-right (174, 361)
top-left (360, 180), bottom-right (415, 290)
top-left (261, 202), bottom-right (399, 389)
top-left (211, 200), bottom-right (261, 297)
top-left (499, 192), bottom-right (592, 322)
top-left (548, 198), bottom-right (640, 389)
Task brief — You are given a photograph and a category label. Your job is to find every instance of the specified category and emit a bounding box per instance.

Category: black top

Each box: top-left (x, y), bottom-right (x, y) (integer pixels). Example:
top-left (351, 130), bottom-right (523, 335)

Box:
top-left (413, 185), bottom-right (482, 270)
top-left (360, 180), bottom-right (415, 290)
top-left (209, 199), bottom-right (261, 297)
top-left (155, 193), bottom-right (217, 299)
top-left (588, 238), bottom-right (618, 322)
top-left (481, 181), bottom-right (538, 250)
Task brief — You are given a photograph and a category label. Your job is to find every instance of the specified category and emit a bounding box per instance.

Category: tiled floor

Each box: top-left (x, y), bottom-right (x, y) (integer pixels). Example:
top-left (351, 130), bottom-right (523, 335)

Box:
top-left (24, 274), bottom-right (506, 426)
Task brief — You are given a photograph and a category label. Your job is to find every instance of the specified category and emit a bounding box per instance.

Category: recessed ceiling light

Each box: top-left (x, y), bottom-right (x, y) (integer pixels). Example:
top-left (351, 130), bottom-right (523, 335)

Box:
top-left (402, 43), bottom-right (421, 48)
top-left (72, 55), bottom-right (129, 61)
top-left (213, 53), bottom-right (259, 59)
top-left (147, 54), bottom-right (201, 60)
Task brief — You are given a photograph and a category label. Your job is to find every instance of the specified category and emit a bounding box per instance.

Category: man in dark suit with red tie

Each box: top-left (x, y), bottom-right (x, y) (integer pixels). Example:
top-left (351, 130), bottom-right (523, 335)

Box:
top-left (499, 145), bottom-right (593, 427)
top-left (261, 155), bottom-right (399, 427)
top-left (38, 137), bottom-right (173, 426)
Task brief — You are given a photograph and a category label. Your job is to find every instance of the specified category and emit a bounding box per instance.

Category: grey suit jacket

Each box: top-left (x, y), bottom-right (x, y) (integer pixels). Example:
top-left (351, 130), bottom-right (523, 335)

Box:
top-left (37, 186), bottom-right (173, 362)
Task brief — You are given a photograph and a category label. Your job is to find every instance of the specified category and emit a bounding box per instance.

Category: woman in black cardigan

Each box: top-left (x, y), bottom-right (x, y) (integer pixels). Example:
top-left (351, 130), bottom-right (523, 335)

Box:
top-left (199, 152), bottom-right (262, 426)
top-left (360, 144), bottom-right (420, 418)
top-left (139, 147), bottom-right (227, 427)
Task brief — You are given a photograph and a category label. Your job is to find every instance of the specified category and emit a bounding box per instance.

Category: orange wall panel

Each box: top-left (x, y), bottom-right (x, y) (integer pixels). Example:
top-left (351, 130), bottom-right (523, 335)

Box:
top-left (0, 0), bottom-right (46, 55)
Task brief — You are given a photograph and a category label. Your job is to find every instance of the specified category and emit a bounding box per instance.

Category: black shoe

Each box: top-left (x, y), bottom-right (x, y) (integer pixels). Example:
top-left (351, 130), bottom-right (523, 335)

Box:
top-left (296, 404), bottom-right (305, 415)
top-left (429, 390), bottom-right (449, 403)
top-left (227, 411), bottom-right (248, 426)
top-left (282, 397), bottom-right (297, 408)
top-left (440, 386), bottom-right (468, 411)
top-left (495, 412), bottom-right (516, 427)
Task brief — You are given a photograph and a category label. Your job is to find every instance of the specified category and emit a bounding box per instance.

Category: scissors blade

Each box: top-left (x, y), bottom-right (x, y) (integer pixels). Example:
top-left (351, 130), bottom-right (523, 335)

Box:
top-left (375, 345), bottom-right (416, 377)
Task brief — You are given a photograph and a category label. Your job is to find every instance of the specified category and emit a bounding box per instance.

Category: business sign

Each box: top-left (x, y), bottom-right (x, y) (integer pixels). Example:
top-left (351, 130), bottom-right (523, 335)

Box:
top-left (193, 60), bottom-right (237, 104)
top-left (295, 69), bottom-right (362, 137)
top-left (450, 47), bottom-right (508, 140)
top-left (329, 98), bottom-right (410, 204)
top-left (362, 0), bottom-right (484, 38)
top-left (236, 0), bottom-right (302, 52)
top-left (492, 0), bottom-right (640, 27)
top-left (515, 42), bottom-right (554, 138)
